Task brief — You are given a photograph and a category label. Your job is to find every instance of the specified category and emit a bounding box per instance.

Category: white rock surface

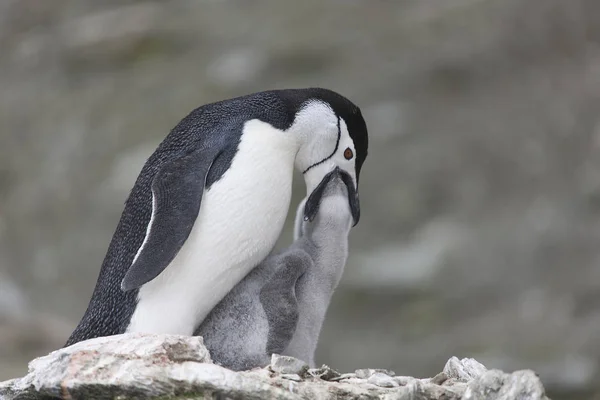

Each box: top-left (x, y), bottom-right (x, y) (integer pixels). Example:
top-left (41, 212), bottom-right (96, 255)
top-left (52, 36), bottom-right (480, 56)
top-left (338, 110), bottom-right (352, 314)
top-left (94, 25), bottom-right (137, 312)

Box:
top-left (367, 372), bottom-right (399, 388)
top-left (270, 354), bottom-right (309, 376)
top-left (444, 356), bottom-right (489, 381)
top-left (0, 333), bottom-right (550, 400)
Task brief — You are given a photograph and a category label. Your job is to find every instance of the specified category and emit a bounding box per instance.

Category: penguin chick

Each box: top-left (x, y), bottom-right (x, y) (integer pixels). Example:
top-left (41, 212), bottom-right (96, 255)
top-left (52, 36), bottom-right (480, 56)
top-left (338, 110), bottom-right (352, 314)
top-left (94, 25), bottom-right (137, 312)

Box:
top-left (195, 167), bottom-right (353, 370)
top-left (282, 167), bottom-right (354, 367)
top-left (193, 249), bottom-right (311, 371)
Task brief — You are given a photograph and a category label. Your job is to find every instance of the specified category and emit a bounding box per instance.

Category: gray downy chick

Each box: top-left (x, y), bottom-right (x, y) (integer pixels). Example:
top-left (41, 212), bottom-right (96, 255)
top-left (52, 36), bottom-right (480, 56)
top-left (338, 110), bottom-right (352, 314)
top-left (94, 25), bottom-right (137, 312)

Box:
top-left (195, 167), bottom-right (354, 370)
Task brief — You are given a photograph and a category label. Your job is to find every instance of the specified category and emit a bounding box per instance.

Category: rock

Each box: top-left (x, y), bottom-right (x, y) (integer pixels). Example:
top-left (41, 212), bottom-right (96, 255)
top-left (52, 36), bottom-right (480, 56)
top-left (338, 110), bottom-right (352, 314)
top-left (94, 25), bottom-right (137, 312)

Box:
top-left (330, 372), bottom-right (357, 382)
top-left (394, 375), bottom-right (419, 386)
top-left (407, 379), bottom-right (464, 400)
top-left (367, 372), bottom-right (399, 387)
top-left (0, 333), bottom-right (550, 400)
top-left (281, 373), bottom-right (303, 382)
top-left (444, 356), bottom-right (488, 382)
top-left (355, 368), bottom-right (396, 379)
top-left (463, 369), bottom-right (548, 400)
top-left (429, 371), bottom-right (449, 385)
top-left (307, 364), bottom-right (340, 381)
top-left (269, 354), bottom-right (309, 376)
top-left (355, 369), bottom-right (371, 379)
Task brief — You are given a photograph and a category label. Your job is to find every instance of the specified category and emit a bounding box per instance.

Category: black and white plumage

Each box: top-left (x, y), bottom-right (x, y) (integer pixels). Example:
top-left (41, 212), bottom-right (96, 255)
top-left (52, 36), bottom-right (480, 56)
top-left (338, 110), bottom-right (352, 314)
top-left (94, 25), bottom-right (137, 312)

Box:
top-left (66, 88), bottom-right (368, 347)
top-left (196, 167), bottom-right (355, 370)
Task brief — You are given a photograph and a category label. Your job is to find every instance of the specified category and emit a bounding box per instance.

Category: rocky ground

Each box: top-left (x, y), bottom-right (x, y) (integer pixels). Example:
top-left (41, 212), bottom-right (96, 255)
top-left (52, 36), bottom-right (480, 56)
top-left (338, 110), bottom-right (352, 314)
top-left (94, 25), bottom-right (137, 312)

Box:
top-left (0, 333), bottom-right (549, 400)
top-left (1, 1), bottom-right (600, 399)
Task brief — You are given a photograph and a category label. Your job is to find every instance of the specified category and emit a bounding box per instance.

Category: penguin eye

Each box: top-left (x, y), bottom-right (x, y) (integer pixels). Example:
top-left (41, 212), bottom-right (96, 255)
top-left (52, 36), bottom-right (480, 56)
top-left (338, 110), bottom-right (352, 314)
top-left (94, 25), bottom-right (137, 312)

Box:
top-left (343, 147), bottom-right (354, 160)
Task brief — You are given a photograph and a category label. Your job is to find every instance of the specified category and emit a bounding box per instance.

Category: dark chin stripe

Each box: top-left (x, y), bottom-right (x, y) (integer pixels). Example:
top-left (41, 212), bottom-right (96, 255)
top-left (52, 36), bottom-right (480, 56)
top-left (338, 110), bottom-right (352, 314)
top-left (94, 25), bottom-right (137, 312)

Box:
top-left (302, 116), bottom-right (341, 174)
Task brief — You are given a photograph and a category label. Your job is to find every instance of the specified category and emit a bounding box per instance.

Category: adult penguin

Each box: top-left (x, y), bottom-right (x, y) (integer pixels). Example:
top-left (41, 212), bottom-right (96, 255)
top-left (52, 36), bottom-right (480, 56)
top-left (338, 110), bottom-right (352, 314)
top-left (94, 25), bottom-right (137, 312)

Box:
top-left (65, 88), bottom-right (368, 346)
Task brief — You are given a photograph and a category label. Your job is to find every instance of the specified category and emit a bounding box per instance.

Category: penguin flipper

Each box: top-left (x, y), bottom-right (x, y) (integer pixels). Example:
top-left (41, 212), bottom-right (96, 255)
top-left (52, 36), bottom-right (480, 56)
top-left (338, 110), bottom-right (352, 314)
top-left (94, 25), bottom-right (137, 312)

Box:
top-left (121, 146), bottom-right (219, 292)
top-left (259, 249), bottom-right (313, 355)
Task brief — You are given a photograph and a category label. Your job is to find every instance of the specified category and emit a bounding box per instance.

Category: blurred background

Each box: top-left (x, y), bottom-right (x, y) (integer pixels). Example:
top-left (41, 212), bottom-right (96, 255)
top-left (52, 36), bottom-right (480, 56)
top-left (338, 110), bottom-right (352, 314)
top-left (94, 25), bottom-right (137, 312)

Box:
top-left (1, 0), bottom-right (599, 398)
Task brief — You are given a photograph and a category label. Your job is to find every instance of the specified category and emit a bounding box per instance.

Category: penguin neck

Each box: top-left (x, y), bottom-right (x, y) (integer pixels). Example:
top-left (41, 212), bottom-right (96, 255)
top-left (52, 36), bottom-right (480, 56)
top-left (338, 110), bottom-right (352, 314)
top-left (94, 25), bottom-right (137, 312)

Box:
top-left (302, 195), bottom-right (352, 253)
top-left (298, 202), bottom-right (351, 304)
top-left (304, 214), bottom-right (351, 246)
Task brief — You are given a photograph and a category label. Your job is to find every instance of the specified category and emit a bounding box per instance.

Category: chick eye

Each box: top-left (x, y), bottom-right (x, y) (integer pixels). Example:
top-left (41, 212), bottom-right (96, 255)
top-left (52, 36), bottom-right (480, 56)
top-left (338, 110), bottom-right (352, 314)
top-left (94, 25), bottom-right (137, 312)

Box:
top-left (344, 147), bottom-right (354, 160)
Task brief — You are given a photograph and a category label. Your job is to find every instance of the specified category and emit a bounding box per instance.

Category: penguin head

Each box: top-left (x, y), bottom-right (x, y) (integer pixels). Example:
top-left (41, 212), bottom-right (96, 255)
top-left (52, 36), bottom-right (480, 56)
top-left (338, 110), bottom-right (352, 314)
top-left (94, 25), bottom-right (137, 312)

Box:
top-left (309, 167), bottom-right (354, 224)
top-left (282, 88), bottom-right (368, 226)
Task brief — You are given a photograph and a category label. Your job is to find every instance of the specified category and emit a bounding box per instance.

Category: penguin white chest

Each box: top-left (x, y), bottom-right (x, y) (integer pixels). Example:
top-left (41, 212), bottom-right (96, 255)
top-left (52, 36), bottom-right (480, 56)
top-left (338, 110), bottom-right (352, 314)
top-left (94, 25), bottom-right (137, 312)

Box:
top-left (127, 120), bottom-right (297, 335)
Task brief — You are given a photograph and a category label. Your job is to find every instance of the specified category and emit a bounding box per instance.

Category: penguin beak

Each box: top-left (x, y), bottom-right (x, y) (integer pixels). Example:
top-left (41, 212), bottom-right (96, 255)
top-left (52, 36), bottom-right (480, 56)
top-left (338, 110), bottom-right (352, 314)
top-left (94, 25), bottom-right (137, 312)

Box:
top-left (303, 167), bottom-right (361, 226)
top-left (340, 168), bottom-right (361, 226)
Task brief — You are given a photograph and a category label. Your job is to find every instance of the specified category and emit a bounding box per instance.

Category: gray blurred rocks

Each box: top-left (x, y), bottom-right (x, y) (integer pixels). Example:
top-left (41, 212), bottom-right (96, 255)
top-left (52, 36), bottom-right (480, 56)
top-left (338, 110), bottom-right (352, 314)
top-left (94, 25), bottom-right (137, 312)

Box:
top-left (59, 3), bottom-right (163, 62)
top-left (206, 47), bottom-right (268, 86)
top-left (0, 273), bottom-right (28, 320)
top-left (344, 218), bottom-right (467, 290)
top-left (0, 333), bottom-right (549, 400)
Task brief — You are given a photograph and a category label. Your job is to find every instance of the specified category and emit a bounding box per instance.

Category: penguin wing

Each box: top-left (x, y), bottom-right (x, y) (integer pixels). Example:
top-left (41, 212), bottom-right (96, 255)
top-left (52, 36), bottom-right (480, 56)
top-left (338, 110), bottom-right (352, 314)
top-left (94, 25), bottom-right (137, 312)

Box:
top-left (259, 249), bottom-right (313, 354)
top-left (121, 146), bottom-right (220, 292)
